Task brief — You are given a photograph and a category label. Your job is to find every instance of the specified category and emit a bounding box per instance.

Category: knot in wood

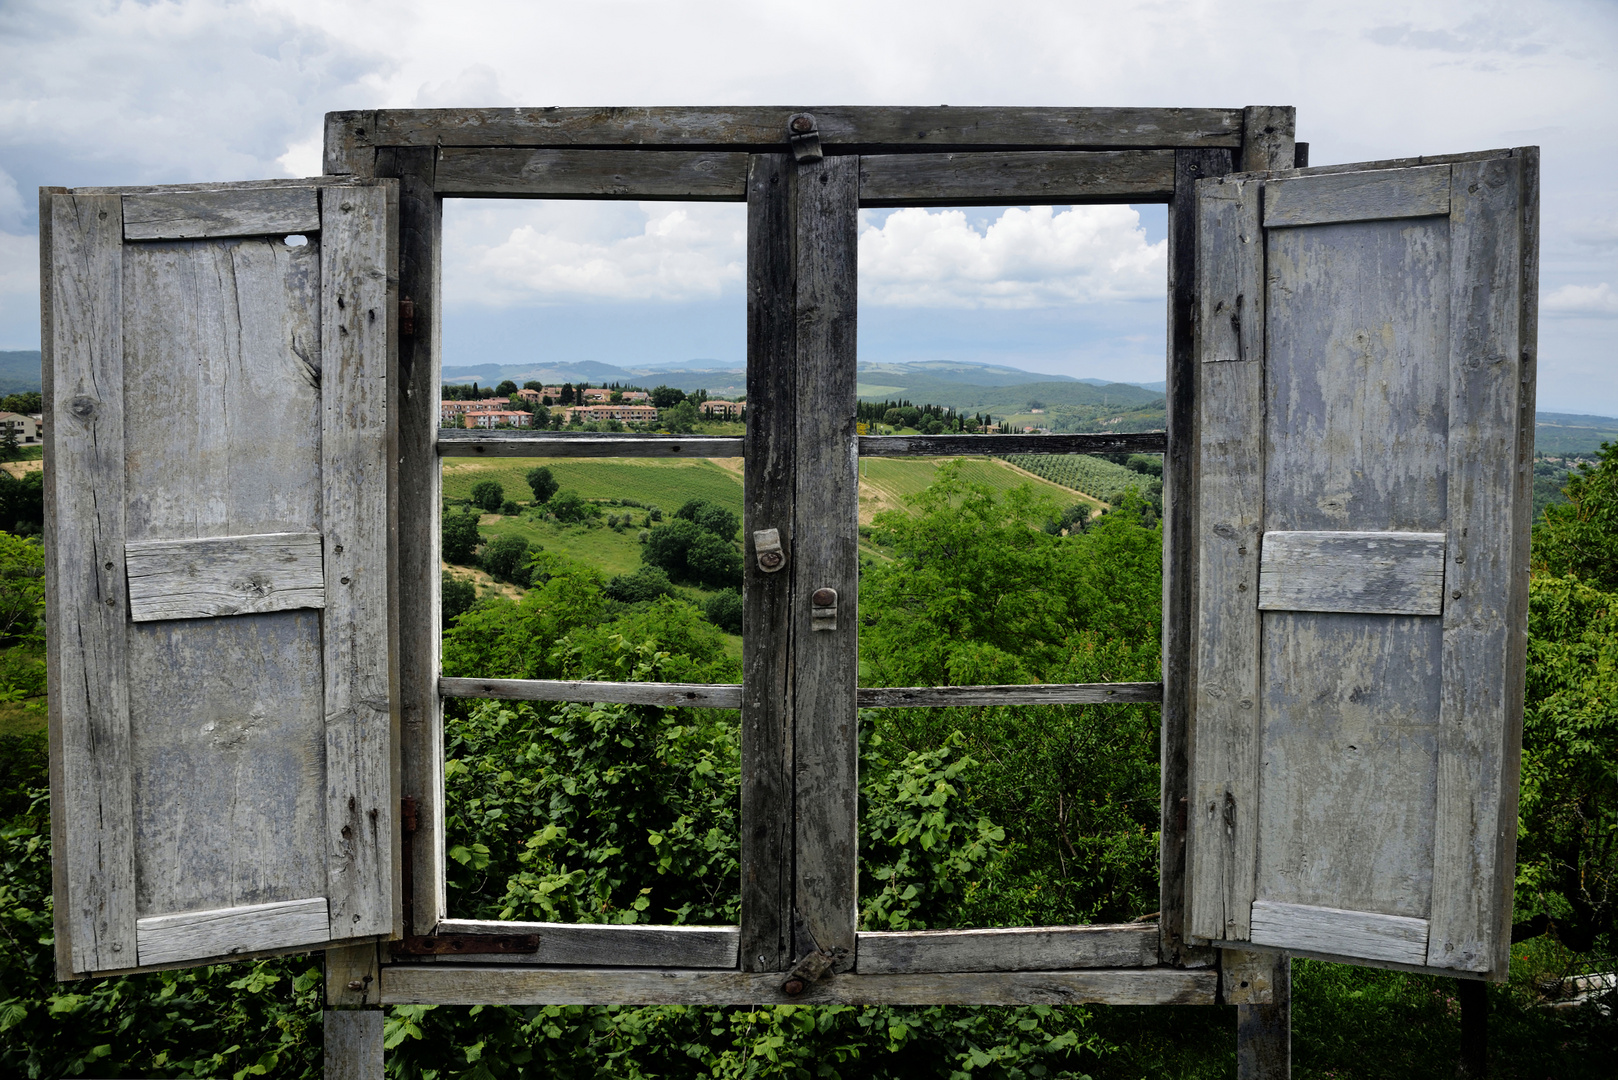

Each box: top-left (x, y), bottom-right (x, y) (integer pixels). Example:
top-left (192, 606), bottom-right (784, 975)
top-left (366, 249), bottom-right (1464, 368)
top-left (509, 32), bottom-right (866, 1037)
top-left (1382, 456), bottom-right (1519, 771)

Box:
top-left (69, 395), bottom-right (97, 420)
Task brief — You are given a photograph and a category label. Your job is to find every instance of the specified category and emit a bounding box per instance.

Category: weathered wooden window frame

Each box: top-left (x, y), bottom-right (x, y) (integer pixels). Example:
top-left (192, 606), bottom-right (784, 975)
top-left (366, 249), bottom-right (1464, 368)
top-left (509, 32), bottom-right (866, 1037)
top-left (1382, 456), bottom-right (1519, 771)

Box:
top-left (320, 106), bottom-right (1305, 1008)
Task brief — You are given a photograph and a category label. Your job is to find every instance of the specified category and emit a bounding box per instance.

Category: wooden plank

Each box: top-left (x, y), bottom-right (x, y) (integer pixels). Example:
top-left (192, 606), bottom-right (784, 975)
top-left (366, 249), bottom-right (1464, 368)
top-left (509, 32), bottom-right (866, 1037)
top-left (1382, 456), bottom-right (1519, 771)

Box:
top-left (1221, 947), bottom-right (1277, 1006)
top-left (438, 432), bottom-right (743, 458)
top-left (1264, 165), bottom-right (1450, 227)
top-left (741, 154), bottom-right (796, 974)
top-left (122, 186), bottom-right (320, 240)
top-left (411, 920), bottom-right (739, 967)
top-left (1187, 173), bottom-right (1264, 945)
top-left (124, 532), bottom-right (325, 621)
top-left (325, 109), bottom-right (380, 177)
top-left (858, 149), bottom-right (1175, 206)
top-left (44, 191), bottom-right (137, 975)
top-left (1257, 531), bottom-right (1446, 615)
top-left (382, 965), bottom-right (1219, 1006)
top-left (860, 432), bottom-right (1165, 456)
top-left (320, 181), bottom-right (399, 942)
top-left (1161, 148), bottom-right (1233, 969)
top-left (792, 154), bottom-right (860, 969)
top-left (129, 611), bottom-right (328, 918)
top-left (136, 897), bottom-right (330, 966)
top-left (324, 1009), bottom-right (384, 1080)
top-left (1235, 951), bottom-right (1291, 1080)
top-left (857, 925), bottom-right (1158, 974)
top-left (1428, 155), bottom-right (1530, 978)
top-left (1291, 147), bottom-right (1513, 178)
top-left (347, 106), bottom-right (1246, 152)
top-left (1249, 901), bottom-right (1428, 966)
top-left (40, 185), bottom-right (75, 978)
top-left (326, 942), bottom-right (381, 1007)
top-left (434, 148), bottom-right (748, 199)
top-left (441, 677), bottom-right (742, 709)
top-left (1240, 106), bottom-right (1296, 173)
top-left (857, 682), bottom-right (1161, 707)
top-left (71, 177), bottom-right (368, 196)
top-left (376, 146), bottom-right (444, 937)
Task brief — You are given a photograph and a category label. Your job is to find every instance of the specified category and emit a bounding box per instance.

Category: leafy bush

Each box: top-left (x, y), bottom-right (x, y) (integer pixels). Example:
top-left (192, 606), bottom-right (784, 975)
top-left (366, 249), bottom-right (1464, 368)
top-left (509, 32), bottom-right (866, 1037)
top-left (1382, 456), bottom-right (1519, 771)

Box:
top-left (500, 499), bottom-right (521, 516)
top-left (605, 566), bottom-right (679, 604)
top-left (549, 490), bottom-right (598, 524)
top-left (469, 479), bottom-right (505, 512)
top-left (480, 534), bottom-right (533, 586)
top-left (441, 571), bottom-right (477, 627)
top-left (643, 518), bottom-right (742, 590)
top-left (525, 466), bottom-right (558, 504)
top-left (703, 589), bottom-right (743, 634)
top-left (674, 499), bottom-right (739, 541)
top-left (0, 470), bottom-right (41, 537)
top-left (441, 507), bottom-right (481, 565)
top-left (0, 533), bottom-right (43, 645)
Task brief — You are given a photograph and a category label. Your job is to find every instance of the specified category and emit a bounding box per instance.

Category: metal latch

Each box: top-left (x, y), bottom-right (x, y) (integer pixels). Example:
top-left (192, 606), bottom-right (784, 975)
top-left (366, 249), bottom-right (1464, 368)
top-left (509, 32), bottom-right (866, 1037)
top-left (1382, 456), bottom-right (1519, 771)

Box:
top-left (788, 113), bottom-right (822, 162)
top-left (754, 528), bottom-right (786, 573)
top-left (811, 588), bottom-right (837, 631)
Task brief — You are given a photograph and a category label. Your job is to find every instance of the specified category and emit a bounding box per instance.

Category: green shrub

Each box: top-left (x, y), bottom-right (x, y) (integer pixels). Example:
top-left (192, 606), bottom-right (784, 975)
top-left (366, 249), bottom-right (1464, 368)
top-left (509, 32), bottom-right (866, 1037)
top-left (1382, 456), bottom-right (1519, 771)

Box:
top-left (441, 507), bottom-right (481, 565)
top-left (441, 571), bottom-right (477, 627)
top-left (606, 566), bottom-right (679, 604)
top-left (703, 589), bottom-right (743, 634)
top-left (469, 479), bottom-right (505, 512)
top-left (481, 534), bottom-right (533, 586)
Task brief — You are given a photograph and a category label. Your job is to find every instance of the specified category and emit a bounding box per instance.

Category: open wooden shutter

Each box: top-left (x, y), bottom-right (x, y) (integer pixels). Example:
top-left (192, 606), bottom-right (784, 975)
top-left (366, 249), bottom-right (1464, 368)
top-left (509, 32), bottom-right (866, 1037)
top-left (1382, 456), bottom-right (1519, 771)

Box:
top-left (43, 179), bottom-right (399, 977)
top-left (1185, 149), bottom-right (1537, 979)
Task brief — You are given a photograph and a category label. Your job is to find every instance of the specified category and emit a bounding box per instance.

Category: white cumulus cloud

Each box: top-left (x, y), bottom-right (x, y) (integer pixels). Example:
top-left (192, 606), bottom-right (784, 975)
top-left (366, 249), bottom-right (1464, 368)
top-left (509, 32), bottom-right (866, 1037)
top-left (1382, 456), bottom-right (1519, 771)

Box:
top-left (443, 201), bottom-right (746, 307)
top-left (1543, 282), bottom-right (1618, 317)
top-left (858, 205), bottom-right (1165, 309)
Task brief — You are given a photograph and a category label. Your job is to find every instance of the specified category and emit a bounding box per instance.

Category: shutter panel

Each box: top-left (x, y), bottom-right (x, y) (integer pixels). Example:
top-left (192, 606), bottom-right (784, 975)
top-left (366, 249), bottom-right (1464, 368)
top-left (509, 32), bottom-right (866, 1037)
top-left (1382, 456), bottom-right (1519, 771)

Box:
top-left (43, 179), bottom-right (399, 977)
top-left (1185, 149), bottom-right (1537, 979)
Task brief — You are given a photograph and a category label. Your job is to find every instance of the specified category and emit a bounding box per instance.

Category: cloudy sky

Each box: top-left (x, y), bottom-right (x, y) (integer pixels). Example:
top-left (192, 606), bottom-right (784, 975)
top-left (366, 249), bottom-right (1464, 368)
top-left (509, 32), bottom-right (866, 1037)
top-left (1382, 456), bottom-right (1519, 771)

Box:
top-left (2, 0), bottom-right (1614, 409)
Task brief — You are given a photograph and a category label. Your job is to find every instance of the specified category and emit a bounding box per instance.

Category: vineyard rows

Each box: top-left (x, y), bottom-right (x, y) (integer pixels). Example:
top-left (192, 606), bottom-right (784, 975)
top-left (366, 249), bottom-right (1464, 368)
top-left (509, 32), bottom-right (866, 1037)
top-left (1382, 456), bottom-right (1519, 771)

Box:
top-left (999, 454), bottom-right (1146, 502)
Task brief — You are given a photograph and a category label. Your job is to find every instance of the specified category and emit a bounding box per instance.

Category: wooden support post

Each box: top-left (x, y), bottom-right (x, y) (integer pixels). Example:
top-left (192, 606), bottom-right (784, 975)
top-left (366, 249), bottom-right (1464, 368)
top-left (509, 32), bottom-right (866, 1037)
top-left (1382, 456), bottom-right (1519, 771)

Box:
top-left (1234, 951), bottom-right (1291, 1080)
top-left (1241, 106), bottom-right (1296, 173)
top-left (326, 943), bottom-right (383, 1080)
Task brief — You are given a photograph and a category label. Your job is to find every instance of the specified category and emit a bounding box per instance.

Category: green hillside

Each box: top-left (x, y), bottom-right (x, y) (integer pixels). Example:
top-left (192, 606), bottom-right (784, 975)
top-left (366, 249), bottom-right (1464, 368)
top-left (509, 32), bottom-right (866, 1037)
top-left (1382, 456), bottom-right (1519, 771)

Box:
top-left (859, 456), bottom-right (1102, 524)
top-left (443, 457), bottom-right (744, 518)
top-left (1535, 412), bottom-right (1618, 457)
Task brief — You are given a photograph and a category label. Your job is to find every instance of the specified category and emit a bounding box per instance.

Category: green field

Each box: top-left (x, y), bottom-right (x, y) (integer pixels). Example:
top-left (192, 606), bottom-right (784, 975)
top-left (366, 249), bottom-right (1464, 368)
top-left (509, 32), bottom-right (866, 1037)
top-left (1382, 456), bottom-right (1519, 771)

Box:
top-left (443, 457), bottom-right (744, 517)
top-left (1000, 453), bottom-right (1148, 501)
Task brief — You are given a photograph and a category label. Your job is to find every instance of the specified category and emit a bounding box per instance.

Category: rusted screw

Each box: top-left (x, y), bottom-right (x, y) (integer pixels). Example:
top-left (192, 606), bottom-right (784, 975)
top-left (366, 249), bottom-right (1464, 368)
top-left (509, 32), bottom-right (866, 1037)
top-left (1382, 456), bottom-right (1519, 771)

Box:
top-left (760, 551), bottom-right (783, 569)
top-left (346, 979), bottom-right (365, 991)
top-left (790, 115), bottom-right (814, 134)
top-left (812, 588), bottom-right (836, 606)
top-left (782, 978), bottom-right (806, 996)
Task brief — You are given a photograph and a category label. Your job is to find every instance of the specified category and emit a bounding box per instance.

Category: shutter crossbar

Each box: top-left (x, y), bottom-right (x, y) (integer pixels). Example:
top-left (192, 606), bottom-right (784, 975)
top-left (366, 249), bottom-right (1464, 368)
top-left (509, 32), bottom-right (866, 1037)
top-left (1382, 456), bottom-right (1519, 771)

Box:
top-left (435, 431), bottom-right (1166, 458)
top-left (440, 678), bottom-right (1161, 709)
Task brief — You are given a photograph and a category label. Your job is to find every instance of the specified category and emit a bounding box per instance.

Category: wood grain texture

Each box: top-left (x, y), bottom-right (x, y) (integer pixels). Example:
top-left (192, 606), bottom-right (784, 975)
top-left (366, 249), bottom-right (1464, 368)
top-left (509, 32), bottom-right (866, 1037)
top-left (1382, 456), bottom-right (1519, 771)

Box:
top-left (325, 110), bottom-right (379, 177)
top-left (324, 1009), bottom-right (384, 1080)
top-left (124, 532), bottom-right (325, 621)
top-left (345, 106), bottom-right (1245, 152)
top-left (856, 682), bottom-right (1161, 707)
top-left (1257, 531), bottom-right (1446, 615)
top-left (1187, 175), bottom-right (1264, 945)
top-left (326, 942), bottom-right (381, 1007)
top-left (438, 432), bottom-right (743, 458)
top-left (40, 185), bottom-right (74, 978)
top-left (741, 154), bottom-right (796, 974)
top-left (1220, 947), bottom-right (1277, 1006)
top-left (381, 966), bottom-right (1219, 1006)
top-left (122, 186), bottom-right (320, 240)
top-left (1264, 165), bottom-right (1450, 228)
top-left (791, 154), bottom-right (860, 970)
top-left (858, 150), bottom-right (1175, 206)
top-left (1240, 107), bottom-right (1296, 174)
top-left (1235, 951), bottom-right (1291, 1080)
top-left (45, 191), bottom-right (138, 975)
top-left (1429, 155), bottom-right (1529, 978)
top-left (441, 677), bottom-right (742, 708)
top-left (860, 433), bottom-right (1165, 456)
top-left (129, 611), bottom-right (328, 917)
top-left (136, 897), bottom-right (330, 966)
top-left (375, 146), bottom-right (444, 936)
top-left (434, 148), bottom-right (748, 199)
top-left (857, 925), bottom-right (1158, 974)
top-left (320, 181), bottom-right (399, 942)
top-left (1161, 148), bottom-right (1234, 969)
top-left (1249, 901), bottom-right (1428, 966)
top-left (411, 921), bottom-right (739, 968)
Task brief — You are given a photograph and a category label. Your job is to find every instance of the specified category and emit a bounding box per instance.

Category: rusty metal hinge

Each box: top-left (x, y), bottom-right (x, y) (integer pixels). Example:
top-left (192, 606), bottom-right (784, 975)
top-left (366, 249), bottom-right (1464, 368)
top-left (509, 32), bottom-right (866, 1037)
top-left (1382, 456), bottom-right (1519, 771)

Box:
top-left (788, 114), bottom-right (822, 163)
top-left (781, 950), bottom-right (836, 996)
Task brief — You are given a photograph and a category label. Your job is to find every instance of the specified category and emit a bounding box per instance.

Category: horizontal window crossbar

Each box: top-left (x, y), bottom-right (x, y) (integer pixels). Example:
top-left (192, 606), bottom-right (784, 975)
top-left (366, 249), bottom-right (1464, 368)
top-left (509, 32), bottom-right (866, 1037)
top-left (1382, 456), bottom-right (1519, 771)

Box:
top-left (440, 678), bottom-right (1160, 709)
top-left (398, 921), bottom-right (740, 969)
top-left (436, 432), bottom-right (1165, 458)
top-left (858, 433), bottom-right (1166, 456)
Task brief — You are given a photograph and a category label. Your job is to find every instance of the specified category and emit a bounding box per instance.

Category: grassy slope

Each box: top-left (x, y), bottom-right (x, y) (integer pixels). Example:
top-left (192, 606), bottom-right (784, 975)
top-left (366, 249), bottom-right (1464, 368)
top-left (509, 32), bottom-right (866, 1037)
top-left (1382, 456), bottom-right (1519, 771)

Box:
top-left (857, 457), bottom-right (1100, 525)
top-left (443, 457), bottom-right (744, 517)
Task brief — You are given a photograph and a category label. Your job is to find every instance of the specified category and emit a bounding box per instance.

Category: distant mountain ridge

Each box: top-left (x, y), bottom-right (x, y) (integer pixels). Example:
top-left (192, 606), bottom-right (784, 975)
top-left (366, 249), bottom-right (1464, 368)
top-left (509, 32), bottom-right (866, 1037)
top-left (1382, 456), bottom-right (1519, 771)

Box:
top-left (0, 351), bottom-right (41, 395)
